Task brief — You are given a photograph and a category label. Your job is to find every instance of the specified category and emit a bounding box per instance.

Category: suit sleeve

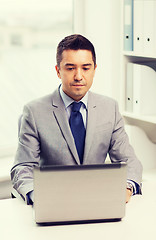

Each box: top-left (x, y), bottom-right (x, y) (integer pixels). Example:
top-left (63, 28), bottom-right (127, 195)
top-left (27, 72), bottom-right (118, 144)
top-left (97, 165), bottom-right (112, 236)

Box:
top-left (108, 101), bottom-right (143, 187)
top-left (11, 105), bottom-right (40, 202)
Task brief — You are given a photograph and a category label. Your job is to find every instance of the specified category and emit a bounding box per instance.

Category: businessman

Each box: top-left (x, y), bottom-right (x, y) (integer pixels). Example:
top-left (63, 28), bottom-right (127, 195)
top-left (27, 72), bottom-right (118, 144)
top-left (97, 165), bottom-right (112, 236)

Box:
top-left (11, 34), bottom-right (142, 205)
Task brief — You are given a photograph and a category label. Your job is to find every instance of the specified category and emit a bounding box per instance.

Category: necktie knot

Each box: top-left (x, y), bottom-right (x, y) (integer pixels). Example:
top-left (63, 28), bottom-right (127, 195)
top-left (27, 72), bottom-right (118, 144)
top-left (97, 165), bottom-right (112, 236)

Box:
top-left (71, 101), bottom-right (83, 112)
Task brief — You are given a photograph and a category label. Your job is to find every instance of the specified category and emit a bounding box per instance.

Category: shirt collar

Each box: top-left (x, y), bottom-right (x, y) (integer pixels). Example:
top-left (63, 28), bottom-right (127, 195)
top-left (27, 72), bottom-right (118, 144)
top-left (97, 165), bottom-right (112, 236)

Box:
top-left (59, 85), bottom-right (88, 109)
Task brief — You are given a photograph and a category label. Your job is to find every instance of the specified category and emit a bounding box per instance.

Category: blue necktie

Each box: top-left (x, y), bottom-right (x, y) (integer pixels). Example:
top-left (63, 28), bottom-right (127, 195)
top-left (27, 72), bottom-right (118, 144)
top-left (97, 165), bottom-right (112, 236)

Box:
top-left (69, 102), bottom-right (86, 164)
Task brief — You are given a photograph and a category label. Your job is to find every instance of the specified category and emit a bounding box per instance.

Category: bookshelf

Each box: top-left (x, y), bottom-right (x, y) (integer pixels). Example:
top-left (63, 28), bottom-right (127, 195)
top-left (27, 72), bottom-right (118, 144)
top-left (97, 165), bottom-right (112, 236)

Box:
top-left (122, 0), bottom-right (156, 143)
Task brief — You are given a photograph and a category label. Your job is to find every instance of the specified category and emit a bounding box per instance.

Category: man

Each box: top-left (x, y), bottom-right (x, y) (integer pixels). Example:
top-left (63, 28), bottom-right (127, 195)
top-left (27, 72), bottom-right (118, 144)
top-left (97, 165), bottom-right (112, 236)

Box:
top-left (11, 34), bottom-right (142, 205)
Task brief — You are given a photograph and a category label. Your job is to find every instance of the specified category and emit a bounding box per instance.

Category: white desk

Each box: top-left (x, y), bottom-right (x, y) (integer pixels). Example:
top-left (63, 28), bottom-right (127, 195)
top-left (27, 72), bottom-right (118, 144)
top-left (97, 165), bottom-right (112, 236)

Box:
top-left (1, 170), bottom-right (156, 240)
top-left (0, 156), bottom-right (13, 199)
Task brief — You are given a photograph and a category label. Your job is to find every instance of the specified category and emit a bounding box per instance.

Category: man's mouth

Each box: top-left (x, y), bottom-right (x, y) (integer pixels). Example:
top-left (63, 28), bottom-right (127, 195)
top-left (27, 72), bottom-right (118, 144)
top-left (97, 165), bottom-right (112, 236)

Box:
top-left (72, 84), bottom-right (84, 87)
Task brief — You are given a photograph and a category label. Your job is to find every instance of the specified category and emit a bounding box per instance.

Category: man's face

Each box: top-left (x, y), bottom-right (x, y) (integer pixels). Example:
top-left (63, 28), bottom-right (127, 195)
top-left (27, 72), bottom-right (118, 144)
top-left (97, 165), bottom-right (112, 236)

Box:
top-left (55, 49), bottom-right (97, 101)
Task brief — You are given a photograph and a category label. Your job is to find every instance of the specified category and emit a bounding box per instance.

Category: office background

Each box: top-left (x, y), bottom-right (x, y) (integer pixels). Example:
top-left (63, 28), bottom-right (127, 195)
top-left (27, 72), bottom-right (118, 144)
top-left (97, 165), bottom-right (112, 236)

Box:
top-left (0, 0), bottom-right (156, 200)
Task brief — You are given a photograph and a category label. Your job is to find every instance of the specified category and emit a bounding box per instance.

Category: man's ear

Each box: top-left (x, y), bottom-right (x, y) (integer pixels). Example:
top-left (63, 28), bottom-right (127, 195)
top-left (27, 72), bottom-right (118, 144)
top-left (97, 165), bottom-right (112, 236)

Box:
top-left (93, 64), bottom-right (97, 77)
top-left (55, 65), bottom-right (61, 79)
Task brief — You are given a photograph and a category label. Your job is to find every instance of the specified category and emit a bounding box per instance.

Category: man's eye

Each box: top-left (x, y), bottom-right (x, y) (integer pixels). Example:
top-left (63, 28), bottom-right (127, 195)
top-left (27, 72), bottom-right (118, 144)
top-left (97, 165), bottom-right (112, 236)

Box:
top-left (67, 67), bottom-right (75, 71)
top-left (83, 68), bottom-right (90, 71)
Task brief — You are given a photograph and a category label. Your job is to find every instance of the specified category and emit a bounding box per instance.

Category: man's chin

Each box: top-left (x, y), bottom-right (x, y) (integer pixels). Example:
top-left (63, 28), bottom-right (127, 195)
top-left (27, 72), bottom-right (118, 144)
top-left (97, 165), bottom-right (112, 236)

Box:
top-left (71, 91), bottom-right (86, 101)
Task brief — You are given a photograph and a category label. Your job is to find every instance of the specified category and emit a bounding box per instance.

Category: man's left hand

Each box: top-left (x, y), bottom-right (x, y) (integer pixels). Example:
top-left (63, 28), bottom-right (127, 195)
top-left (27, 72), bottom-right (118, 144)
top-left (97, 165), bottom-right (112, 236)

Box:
top-left (126, 189), bottom-right (132, 203)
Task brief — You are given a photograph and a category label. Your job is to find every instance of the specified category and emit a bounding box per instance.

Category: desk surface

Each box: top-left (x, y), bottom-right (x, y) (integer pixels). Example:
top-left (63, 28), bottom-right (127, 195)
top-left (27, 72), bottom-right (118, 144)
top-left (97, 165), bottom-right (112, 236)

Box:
top-left (1, 169), bottom-right (156, 240)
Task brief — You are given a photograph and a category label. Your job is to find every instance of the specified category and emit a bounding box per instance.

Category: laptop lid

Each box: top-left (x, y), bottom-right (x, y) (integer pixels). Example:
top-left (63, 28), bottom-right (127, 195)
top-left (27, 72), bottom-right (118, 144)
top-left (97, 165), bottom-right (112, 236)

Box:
top-left (34, 163), bottom-right (127, 224)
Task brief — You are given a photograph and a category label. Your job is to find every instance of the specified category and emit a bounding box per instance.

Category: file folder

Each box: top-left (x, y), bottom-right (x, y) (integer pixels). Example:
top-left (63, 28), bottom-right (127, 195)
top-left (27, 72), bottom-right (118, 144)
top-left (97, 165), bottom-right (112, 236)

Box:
top-left (127, 63), bottom-right (156, 115)
top-left (125, 63), bottom-right (133, 112)
top-left (133, 0), bottom-right (144, 53)
top-left (124, 0), bottom-right (134, 51)
top-left (133, 0), bottom-right (156, 55)
top-left (143, 0), bottom-right (156, 55)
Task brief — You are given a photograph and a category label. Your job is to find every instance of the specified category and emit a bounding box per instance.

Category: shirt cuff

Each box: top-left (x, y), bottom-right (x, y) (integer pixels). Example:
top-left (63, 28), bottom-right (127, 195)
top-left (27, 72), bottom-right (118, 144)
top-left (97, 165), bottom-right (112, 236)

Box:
top-left (26, 191), bottom-right (34, 205)
top-left (127, 180), bottom-right (141, 195)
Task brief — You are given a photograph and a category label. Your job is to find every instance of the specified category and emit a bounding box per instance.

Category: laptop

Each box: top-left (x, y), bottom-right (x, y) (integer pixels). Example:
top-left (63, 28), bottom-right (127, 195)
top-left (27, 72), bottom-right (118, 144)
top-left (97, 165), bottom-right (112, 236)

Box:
top-left (33, 163), bottom-right (127, 224)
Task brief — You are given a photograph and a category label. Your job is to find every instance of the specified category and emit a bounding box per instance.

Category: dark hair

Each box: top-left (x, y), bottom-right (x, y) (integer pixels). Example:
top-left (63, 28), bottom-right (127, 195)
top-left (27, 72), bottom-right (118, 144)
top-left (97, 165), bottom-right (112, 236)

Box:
top-left (56, 34), bottom-right (96, 68)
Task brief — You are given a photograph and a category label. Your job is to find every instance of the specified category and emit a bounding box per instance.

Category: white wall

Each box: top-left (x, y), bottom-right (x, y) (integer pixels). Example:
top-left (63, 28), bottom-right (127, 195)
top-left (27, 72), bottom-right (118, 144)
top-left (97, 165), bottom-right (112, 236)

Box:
top-left (74, 0), bottom-right (121, 101)
top-left (85, 0), bottom-right (121, 101)
top-left (125, 125), bottom-right (156, 170)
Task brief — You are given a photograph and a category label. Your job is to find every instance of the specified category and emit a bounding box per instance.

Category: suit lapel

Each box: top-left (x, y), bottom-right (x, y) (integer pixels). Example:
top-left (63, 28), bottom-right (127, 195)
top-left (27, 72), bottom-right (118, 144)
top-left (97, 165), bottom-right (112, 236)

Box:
top-left (83, 92), bottom-right (97, 163)
top-left (51, 89), bottom-right (80, 165)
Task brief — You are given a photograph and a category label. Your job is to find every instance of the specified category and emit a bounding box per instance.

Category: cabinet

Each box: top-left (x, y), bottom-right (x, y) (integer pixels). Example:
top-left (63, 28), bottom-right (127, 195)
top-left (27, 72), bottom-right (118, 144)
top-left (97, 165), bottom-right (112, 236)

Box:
top-left (121, 0), bottom-right (156, 143)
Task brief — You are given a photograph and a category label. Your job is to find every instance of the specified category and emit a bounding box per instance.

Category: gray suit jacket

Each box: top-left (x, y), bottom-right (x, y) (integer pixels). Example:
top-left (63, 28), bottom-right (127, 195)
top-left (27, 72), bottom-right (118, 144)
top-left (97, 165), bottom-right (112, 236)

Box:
top-left (11, 88), bottom-right (142, 201)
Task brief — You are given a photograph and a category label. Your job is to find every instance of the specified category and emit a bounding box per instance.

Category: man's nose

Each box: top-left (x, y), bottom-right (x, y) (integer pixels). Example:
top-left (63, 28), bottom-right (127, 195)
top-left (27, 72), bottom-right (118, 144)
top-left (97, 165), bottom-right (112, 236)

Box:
top-left (74, 68), bottom-right (83, 81)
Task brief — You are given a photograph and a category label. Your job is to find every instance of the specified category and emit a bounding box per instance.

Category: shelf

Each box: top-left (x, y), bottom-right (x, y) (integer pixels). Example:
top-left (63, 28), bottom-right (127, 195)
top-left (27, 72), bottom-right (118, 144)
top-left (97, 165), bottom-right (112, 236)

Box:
top-left (123, 51), bottom-right (156, 60)
top-left (123, 112), bottom-right (156, 144)
top-left (123, 112), bottom-right (156, 124)
top-left (123, 53), bottom-right (156, 70)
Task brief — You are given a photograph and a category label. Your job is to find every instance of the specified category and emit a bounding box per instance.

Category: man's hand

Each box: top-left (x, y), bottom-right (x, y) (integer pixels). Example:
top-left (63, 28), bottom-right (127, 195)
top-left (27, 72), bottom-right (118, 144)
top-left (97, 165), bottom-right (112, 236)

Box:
top-left (126, 189), bottom-right (132, 203)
